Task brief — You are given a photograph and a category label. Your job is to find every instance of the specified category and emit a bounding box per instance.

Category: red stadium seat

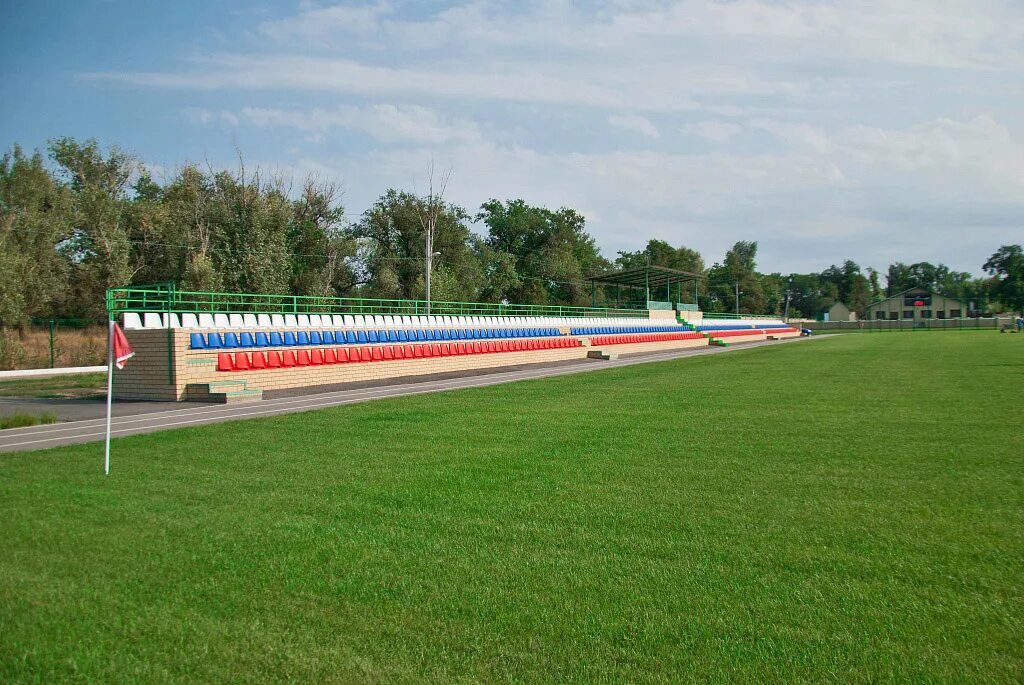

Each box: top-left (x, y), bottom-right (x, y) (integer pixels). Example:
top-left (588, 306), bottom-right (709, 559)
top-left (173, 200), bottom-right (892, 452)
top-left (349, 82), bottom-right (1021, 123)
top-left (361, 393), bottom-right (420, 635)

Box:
top-left (251, 351), bottom-right (267, 369)
top-left (310, 349), bottom-right (324, 365)
top-left (414, 345), bottom-right (424, 358)
top-left (393, 345), bottom-right (404, 359)
top-left (383, 346), bottom-right (394, 360)
top-left (432, 343), bottom-right (442, 357)
top-left (234, 353), bottom-right (251, 371)
top-left (404, 345), bottom-right (416, 359)
top-left (336, 348), bottom-right (350, 363)
top-left (281, 350), bottom-right (297, 367)
top-left (323, 349), bottom-right (337, 364)
top-left (217, 353), bottom-right (235, 372)
top-left (456, 342), bottom-right (467, 355)
top-left (296, 350), bottom-right (310, 366)
top-left (267, 351), bottom-right (282, 368)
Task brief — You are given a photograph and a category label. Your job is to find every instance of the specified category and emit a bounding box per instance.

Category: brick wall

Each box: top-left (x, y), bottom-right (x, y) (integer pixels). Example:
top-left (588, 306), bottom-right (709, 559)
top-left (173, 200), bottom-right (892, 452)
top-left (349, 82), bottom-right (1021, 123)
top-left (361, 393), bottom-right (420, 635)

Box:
top-left (116, 328), bottom-right (712, 402)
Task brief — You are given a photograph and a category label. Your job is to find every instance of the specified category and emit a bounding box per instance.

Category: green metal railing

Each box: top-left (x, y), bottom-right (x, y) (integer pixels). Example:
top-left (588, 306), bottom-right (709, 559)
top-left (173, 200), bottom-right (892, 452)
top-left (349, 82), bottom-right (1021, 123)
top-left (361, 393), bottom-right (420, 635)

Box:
top-left (701, 312), bottom-right (782, 320)
top-left (105, 283), bottom-right (648, 320)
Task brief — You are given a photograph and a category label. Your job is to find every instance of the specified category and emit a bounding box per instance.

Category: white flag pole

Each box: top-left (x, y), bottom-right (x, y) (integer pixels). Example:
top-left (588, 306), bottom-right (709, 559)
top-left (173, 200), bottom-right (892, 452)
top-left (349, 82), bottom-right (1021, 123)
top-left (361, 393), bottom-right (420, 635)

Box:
top-left (104, 319), bottom-right (114, 476)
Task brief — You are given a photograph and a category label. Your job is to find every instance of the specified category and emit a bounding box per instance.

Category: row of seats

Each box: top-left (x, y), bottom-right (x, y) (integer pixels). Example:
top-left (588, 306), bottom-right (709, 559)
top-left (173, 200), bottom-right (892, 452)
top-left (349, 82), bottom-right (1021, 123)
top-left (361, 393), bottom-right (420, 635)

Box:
top-left (216, 338), bottom-right (584, 371)
top-left (570, 325), bottom-right (685, 335)
top-left (697, 319), bottom-right (789, 331)
top-left (589, 332), bottom-right (707, 346)
top-left (126, 311), bottom-right (661, 331)
top-left (191, 327), bottom-right (564, 350)
top-left (708, 330), bottom-right (766, 338)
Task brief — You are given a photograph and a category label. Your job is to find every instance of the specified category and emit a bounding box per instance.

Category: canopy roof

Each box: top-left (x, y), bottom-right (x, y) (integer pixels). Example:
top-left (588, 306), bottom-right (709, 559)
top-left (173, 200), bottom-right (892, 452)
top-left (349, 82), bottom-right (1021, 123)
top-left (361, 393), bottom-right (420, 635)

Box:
top-left (587, 265), bottom-right (702, 290)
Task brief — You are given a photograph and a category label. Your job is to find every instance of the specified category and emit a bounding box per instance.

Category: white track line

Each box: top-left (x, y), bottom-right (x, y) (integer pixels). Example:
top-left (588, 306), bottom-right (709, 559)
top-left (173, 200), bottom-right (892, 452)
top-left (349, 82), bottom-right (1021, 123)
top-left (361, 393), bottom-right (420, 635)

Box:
top-left (0, 338), bottom-right (814, 452)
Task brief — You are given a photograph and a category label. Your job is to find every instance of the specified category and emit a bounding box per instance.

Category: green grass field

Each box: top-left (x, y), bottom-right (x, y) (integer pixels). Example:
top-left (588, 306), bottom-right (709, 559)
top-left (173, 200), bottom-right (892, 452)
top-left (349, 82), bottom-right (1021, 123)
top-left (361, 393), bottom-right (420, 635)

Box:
top-left (2, 334), bottom-right (1021, 682)
top-left (0, 372), bottom-right (106, 399)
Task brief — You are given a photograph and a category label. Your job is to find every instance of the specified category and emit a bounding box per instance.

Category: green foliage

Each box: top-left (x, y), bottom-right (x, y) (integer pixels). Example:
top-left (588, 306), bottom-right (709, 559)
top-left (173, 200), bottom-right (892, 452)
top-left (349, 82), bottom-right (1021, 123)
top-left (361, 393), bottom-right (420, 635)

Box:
top-left (0, 136), bottom-right (1015, 320)
top-left (0, 146), bottom-right (73, 325)
top-left (1, 335), bottom-right (1021, 681)
top-left (478, 199), bottom-right (609, 306)
top-left (984, 244), bottom-right (1024, 314)
top-left (706, 241), bottom-right (765, 314)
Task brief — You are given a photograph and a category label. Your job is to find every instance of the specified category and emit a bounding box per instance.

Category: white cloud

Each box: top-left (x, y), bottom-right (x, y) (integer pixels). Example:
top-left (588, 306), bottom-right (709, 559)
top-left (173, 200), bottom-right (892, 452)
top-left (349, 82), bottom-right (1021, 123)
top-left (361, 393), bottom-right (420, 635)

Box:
top-left (233, 104), bottom-right (482, 144)
top-left (79, 0), bottom-right (1024, 273)
top-left (608, 114), bottom-right (659, 139)
top-left (683, 121), bottom-right (743, 142)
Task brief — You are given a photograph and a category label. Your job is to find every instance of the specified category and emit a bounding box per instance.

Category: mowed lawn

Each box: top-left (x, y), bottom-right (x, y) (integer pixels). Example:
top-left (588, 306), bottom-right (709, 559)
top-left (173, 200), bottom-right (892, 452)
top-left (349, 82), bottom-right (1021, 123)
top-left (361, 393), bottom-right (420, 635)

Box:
top-left (1, 334), bottom-right (1022, 683)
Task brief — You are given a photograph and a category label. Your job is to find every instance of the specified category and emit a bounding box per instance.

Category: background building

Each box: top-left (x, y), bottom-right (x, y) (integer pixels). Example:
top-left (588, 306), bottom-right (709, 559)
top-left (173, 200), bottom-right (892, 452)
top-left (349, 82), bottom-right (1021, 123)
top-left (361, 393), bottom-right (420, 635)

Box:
top-left (866, 288), bottom-right (966, 321)
top-left (823, 302), bottom-right (855, 322)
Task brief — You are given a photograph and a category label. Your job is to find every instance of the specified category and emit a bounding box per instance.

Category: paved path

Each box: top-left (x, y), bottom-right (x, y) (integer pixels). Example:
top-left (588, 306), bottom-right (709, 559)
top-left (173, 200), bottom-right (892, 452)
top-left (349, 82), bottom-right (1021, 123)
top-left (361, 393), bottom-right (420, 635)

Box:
top-left (0, 337), bottom-right (815, 453)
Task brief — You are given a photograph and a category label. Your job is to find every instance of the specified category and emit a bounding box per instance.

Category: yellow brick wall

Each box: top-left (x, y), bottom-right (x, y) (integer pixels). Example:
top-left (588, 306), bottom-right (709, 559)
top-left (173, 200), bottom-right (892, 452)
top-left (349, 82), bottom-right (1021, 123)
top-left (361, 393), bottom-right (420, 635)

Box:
top-left (116, 328), bottom-right (713, 401)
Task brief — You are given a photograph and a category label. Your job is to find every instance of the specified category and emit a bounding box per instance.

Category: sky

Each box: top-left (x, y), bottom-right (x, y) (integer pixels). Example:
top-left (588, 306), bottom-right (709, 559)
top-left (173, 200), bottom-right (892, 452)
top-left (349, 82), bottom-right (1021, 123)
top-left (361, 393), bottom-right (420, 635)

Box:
top-left (2, 0), bottom-right (1022, 276)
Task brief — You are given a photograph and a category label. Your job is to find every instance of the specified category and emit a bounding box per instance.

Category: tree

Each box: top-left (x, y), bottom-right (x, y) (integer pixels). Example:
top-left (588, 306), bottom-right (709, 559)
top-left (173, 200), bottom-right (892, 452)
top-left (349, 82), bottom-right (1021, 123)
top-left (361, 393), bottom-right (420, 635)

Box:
top-left (983, 245), bottom-right (1024, 314)
top-left (706, 241), bottom-right (764, 314)
top-left (50, 137), bottom-right (138, 319)
top-left (478, 199), bottom-right (609, 306)
top-left (355, 189), bottom-right (478, 302)
top-left (0, 146), bottom-right (72, 326)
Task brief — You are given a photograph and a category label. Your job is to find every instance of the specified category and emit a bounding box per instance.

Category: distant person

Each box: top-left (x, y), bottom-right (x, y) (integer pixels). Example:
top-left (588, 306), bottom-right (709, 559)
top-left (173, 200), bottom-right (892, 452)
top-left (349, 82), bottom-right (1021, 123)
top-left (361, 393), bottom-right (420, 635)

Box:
top-left (1016, 316), bottom-right (1024, 333)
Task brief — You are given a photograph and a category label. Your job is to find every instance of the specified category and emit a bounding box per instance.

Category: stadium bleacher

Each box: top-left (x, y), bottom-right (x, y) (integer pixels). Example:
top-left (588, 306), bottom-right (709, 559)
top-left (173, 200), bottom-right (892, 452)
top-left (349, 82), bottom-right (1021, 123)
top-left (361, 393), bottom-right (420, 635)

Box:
top-left (697, 318), bottom-right (801, 342)
top-left (114, 309), bottom-right (799, 402)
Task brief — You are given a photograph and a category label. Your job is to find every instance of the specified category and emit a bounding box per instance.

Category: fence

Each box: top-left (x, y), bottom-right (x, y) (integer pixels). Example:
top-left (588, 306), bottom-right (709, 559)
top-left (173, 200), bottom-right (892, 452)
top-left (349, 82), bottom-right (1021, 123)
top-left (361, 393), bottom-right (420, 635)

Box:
top-left (0, 319), bottom-right (107, 371)
top-left (803, 317), bottom-right (1017, 333)
top-left (106, 283), bottom-right (649, 320)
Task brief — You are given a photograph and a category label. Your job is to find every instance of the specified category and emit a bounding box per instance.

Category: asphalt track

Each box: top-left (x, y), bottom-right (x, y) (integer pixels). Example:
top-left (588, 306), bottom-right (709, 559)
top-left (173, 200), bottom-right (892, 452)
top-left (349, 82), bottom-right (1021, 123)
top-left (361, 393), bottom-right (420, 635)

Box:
top-left (0, 337), bottom-right (815, 454)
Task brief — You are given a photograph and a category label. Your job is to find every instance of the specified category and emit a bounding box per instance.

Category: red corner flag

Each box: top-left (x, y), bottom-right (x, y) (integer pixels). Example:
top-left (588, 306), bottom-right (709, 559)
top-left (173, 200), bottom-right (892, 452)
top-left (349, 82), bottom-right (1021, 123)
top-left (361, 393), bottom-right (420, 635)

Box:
top-left (105, 320), bottom-right (135, 475)
top-left (112, 323), bottom-right (135, 369)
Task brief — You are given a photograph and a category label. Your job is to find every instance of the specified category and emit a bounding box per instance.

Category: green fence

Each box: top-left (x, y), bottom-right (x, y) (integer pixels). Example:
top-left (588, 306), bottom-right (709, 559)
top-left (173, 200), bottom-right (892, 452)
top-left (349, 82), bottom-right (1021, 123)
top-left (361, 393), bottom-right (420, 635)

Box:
top-left (0, 318), bottom-right (107, 370)
top-left (105, 283), bottom-right (650, 320)
top-left (701, 312), bottom-right (783, 320)
top-left (804, 317), bottom-right (1016, 333)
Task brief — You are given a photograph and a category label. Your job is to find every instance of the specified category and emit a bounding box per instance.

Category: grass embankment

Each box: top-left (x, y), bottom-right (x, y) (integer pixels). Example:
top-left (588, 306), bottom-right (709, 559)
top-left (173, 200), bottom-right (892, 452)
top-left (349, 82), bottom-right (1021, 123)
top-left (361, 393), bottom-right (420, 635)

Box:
top-left (0, 372), bottom-right (106, 399)
top-left (0, 413), bottom-right (58, 430)
top-left (1, 334), bottom-right (1021, 682)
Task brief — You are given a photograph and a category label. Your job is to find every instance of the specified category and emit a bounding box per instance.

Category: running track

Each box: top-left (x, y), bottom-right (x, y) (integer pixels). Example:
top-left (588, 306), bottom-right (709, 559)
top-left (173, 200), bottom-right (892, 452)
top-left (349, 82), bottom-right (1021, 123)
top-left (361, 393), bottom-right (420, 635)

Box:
top-left (0, 337), bottom-right (815, 453)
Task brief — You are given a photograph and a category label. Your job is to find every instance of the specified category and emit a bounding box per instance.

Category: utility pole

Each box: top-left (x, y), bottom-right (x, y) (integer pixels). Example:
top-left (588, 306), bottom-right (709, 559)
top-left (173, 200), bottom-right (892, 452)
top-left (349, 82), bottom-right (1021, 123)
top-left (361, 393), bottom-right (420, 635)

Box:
top-left (735, 281), bottom-right (740, 315)
top-left (417, 161), bottom-right (451, 316)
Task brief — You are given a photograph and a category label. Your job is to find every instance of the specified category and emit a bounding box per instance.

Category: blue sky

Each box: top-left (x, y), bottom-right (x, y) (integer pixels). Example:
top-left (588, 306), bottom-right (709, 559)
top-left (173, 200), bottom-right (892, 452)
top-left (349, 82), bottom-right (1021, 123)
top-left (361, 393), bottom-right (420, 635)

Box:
top-left (3, 1), bottom-right (1022, 276)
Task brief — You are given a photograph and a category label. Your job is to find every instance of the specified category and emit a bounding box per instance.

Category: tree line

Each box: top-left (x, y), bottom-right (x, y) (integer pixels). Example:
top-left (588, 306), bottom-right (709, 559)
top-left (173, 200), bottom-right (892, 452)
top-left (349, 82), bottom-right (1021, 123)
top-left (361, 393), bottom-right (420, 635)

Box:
top-left (2, 138), bottom-right (1022, 327)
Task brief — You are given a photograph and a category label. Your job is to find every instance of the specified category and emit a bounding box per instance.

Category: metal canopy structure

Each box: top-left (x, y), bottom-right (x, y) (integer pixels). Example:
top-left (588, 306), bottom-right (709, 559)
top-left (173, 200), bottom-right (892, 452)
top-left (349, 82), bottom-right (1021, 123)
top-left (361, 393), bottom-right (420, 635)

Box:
top-left (586, 265), bottom-right (703, 310)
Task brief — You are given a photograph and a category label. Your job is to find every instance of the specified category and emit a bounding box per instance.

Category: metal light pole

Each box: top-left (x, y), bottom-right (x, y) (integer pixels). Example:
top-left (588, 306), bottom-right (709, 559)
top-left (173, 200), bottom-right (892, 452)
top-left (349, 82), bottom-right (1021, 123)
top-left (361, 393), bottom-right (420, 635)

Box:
top-left (425, 247), bottom-right (440, 315)
top-left (783, 291), bottom-right (791, 322)
top-left (735, 281), bottom-right (741, 315)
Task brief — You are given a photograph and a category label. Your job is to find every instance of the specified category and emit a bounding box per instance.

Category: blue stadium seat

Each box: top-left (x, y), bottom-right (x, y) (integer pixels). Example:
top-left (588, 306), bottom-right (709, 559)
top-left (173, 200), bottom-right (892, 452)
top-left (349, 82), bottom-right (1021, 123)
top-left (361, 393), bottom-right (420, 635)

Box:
top-left (297, 331), bottom-right (310, 345)
top-left (223, 332), bottom-right (240, 348)
top-left (206, 333), bottom-right (223, 349)
top-left (270, 331), bottom-right (284, 346)
top-left (255, 332), bottom-right (270, 347)
top-left (416, 330), bottom-right (426, 341)
top-left (346, 331), bottom-right (357, 344)
top-left (239, 332), bottom-right (256, 348)
top-left (357, 330), bottom-right (368, 343)
top-left (310, 331), bottom-right (323, 345)
top-left (322, 331), bottom-right (335, 344)
top-left (190, 333), bottom-right (206, 349)
top-left (367, 330), bottom-right (379, 343)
